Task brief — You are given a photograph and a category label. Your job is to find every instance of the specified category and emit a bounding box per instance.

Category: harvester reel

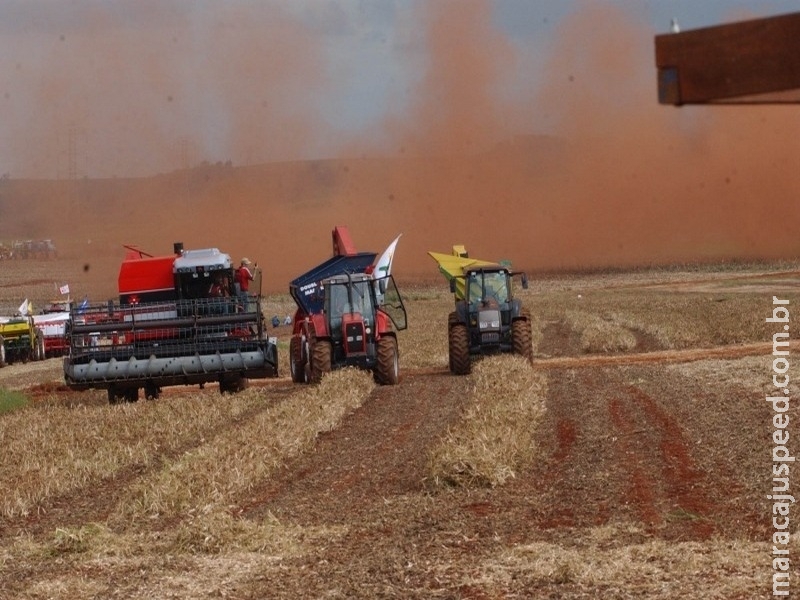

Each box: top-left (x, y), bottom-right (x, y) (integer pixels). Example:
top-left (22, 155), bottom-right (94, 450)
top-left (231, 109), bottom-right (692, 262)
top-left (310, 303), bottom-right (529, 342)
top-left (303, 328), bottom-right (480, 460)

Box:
top-left (374, 335), bottom-right (399, 385)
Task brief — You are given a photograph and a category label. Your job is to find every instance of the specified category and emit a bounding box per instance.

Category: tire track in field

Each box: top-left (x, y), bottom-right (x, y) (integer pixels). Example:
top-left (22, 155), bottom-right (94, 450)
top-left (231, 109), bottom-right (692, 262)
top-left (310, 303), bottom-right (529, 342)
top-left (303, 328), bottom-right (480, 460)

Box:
top-left (531, 369), bottom-right (716, 539)
top-left (240, 372), bottom-right (471, 525)
top-left (626, 386), bottom-right (716, 539)
top-left (532, 340), bottom-right (799, 370)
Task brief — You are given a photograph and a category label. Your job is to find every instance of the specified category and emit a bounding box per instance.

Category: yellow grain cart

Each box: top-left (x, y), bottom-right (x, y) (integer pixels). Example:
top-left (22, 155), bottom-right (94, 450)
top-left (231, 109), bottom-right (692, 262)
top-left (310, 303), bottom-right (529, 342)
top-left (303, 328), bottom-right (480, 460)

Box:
top-left (0, 316), bottom-right (44, 366)
top-left (428, 246), bottom-right (533, 375)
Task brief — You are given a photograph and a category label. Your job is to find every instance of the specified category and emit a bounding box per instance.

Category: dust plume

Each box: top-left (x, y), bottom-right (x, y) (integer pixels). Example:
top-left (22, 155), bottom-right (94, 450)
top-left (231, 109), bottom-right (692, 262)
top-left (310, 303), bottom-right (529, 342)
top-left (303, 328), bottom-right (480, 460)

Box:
top-left (1, 1), bottom-right (799, 298)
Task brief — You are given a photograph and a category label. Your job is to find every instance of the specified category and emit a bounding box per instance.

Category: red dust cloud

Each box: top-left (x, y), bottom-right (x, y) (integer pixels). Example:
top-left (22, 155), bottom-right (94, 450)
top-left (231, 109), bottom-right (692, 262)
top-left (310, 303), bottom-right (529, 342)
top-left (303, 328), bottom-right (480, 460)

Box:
top-left (1, 1), bottom-right (799, 296)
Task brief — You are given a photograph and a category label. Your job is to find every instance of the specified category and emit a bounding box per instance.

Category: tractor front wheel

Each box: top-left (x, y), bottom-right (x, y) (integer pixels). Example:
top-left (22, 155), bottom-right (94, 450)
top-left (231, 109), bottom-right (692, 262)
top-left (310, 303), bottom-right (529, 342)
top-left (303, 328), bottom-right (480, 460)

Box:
top-left (374, 336), bottom-right (399, 385)
top-left (309, 339), bottom-right (332, 384)
top-left (448, 323), bottom-right (470, 375)
top-left (512, 316), bottom-right (534, 365)
top-left (289, 335), bottom-right (307, 383)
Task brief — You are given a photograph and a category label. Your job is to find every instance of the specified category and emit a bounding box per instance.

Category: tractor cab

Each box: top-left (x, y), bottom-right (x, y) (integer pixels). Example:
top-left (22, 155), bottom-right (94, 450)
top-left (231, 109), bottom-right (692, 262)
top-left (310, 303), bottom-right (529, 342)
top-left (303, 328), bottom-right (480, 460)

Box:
top-left (324, 274), bottom-right (375, 339)
top-left (465, 268), bottom-right (512, 307)
top-left (321, 273), bottom-right (407, 359)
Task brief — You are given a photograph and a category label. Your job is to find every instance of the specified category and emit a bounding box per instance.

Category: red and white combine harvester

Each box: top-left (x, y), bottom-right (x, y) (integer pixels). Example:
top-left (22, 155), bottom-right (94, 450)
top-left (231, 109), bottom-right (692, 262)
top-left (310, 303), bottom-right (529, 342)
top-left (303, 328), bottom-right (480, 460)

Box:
top-left (63, 242), bottom-right (278, 403)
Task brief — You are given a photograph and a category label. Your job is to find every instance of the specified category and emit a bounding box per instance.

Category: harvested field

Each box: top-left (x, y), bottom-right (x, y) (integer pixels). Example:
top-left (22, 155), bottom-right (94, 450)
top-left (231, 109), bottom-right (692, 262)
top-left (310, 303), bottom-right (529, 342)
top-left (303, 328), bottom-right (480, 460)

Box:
top-left (1, 257), bottom-right (799, 598)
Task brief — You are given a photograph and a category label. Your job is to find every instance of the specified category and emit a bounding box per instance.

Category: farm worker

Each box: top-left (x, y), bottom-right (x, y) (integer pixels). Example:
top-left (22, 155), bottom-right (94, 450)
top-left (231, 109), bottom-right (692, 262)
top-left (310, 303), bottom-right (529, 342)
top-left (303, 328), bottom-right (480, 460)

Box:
top-left (209, 273), bottom-right (229, 297)
top-left (235, 258), bottom-right (257, 311)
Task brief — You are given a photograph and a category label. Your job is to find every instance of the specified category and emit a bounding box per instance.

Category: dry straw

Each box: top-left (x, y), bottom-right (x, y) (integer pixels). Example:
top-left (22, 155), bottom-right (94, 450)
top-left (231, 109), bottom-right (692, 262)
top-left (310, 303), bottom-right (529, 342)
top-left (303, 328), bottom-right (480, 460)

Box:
top-left (564, 309), bottom-right (637, 353)
top-left (112, 368), bottom-right (374, 526)
top-left (428, 356), bottom-right (547, 488)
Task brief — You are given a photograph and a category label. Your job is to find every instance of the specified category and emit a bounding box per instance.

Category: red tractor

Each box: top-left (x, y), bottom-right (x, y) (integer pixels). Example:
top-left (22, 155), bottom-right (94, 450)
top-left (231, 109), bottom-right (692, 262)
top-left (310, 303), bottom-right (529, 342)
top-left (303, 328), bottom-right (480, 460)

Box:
top-left (289, 227), bottom-right (407, 385)
top-left (63, 242), bottom-right (278, 403)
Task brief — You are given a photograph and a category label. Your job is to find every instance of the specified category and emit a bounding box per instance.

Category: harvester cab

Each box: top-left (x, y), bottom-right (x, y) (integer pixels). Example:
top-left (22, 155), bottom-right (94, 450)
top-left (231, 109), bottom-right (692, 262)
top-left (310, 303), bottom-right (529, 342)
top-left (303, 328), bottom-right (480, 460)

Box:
top-left (289, 226), bottom-right (407, 385)
top-left (429, 246), bottom-right (533, 375)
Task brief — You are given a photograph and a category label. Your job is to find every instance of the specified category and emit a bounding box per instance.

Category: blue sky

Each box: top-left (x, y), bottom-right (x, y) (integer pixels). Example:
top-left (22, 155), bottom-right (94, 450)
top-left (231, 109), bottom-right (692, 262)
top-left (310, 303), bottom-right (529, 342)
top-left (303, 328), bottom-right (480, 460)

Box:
top-left (0, 0), bottom-right (797, 178)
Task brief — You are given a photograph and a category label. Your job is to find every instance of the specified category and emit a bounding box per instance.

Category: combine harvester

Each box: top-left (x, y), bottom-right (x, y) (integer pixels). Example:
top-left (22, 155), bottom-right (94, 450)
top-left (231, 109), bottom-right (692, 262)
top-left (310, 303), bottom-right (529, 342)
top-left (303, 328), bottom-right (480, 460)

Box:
top-left (34, 297), bottom-right (74, 358)
top-left (429, 245), bottom-right (533, 375)
top-left (63, 243), bottom-right (278, 403)
top-left (0, 296), bottom-right (78, 363)
top-left (289, 226), bottom-right (407, 385)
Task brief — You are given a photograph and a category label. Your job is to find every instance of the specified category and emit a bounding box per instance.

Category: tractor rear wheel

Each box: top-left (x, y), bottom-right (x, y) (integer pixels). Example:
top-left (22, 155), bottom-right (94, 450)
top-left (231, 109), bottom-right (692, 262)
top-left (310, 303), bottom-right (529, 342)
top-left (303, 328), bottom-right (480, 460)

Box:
top-left (374, 336), bottom-right (399, 385)
top-left (289, 336), bottom-right (307, 383)
top-left (512, 316), bottom-right (534, 364)
top-left (309, 339), bottom-right (331, 383)
top-left (448, 323), bottom-right (471, 375)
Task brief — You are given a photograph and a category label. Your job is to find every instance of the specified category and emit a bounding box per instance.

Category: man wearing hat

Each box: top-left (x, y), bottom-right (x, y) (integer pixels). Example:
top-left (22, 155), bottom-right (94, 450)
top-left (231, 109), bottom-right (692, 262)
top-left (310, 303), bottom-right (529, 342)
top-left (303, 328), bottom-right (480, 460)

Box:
top-left (234, 257), bottom-right (257, 311)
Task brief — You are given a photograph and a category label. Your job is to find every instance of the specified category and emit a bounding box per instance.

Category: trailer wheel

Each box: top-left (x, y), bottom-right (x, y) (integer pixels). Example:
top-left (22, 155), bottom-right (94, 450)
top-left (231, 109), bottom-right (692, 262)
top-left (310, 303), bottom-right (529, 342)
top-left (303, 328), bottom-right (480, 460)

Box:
top-left (374, 335), bottom-right (399, 385)
top-left (289, 336), bottom-right (307, 383)
top-left (0, 336), bottom-right (5, 367)
top-left (448, 323), bottom-right (471, 375)
top-left (309, 339), bottom-right (331, 384)
top-left (512, 315), bottom-right (534, 365)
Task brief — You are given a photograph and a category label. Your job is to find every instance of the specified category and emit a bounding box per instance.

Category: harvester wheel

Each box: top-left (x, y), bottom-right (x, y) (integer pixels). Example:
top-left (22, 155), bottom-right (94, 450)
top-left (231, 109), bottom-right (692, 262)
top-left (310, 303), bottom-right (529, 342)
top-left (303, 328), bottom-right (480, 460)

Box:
top-left (289, 336), bottom-right (307, 383)
top-left (0, 336), bottom-right (5, 367)
top-left (144, 381), bottom-right (161, 400)
top-left (220, 375), bottom-right (246, 395)
top-left (448, 323), bottom-right (471, 375)
top-left (309, 339), bottom-right (331, 384)
top-left (109, 386), bottom-right (138, 404)
top-left (374, 335), bottom-right (399, 385)
top-left (512, 316), bottom-right (534, 365)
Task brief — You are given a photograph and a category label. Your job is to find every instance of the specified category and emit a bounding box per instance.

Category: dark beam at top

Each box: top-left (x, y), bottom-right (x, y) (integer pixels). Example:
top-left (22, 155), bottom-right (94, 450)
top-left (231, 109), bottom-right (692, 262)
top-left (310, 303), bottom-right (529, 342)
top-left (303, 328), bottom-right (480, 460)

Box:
top-left (655, 12), bottom-right (800, 105)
